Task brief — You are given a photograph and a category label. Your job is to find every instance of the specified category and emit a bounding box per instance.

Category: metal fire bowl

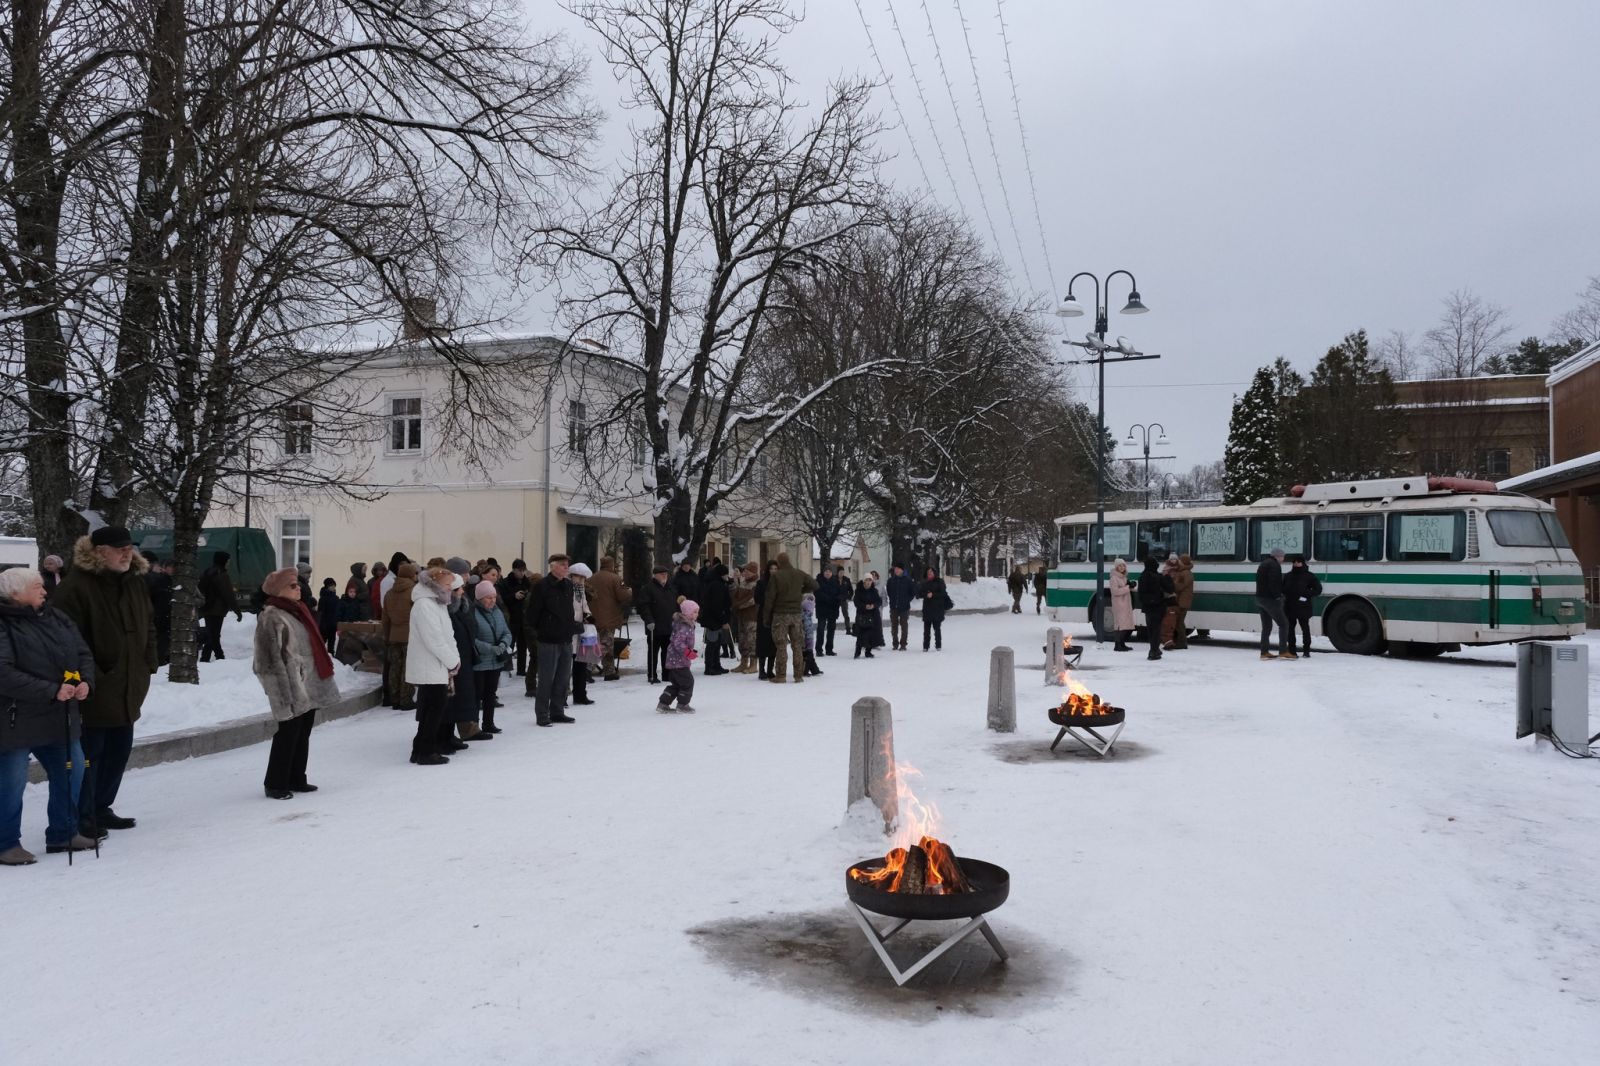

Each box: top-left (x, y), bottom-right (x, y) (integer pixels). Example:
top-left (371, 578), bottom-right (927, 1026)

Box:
top-left (1048, 705), bottom-right (1125, 729)
top-left (845, 857), bottom-right (1011, 920)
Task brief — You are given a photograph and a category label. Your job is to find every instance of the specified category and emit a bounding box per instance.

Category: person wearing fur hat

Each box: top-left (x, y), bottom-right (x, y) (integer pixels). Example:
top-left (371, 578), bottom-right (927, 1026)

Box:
top-left (568, 562), bottom-right (597, 706)
top-left (406, 566), bottom-right (462, 764)
top-left (252, 568), bottom-right (340, 799)
top-left (51, 526), bottom-right (156, 834)
top-left (656, 599), bottom-right (698, 713)
top-left (468, 580), bottom-right (513, 736)
top-left (380, 563), bottom-right (418, 711)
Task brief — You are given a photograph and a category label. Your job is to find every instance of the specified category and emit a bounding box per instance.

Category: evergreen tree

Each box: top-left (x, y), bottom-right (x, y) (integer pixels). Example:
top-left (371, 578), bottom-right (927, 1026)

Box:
top-left (1505, 335), bottom-right (1583, 375)
top-left (1292, 330), bottom-right (1402, 481)
top-left (1224, 366), bottom-right (1287, 504)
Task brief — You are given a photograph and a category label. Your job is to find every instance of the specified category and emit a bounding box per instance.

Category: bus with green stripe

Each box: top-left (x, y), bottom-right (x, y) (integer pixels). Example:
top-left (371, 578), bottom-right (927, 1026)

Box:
top-left (1047, 476), bottom-right (1587, 655)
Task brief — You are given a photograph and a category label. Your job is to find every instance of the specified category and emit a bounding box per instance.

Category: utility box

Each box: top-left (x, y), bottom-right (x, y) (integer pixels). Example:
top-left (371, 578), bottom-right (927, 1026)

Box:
top-left (1516, 642), bottom-right (1591, 747)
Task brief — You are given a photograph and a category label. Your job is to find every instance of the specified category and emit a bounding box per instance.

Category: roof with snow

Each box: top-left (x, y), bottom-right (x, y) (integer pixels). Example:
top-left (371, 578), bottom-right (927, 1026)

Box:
top-left (1498, 449), bottom-right (1600, 495)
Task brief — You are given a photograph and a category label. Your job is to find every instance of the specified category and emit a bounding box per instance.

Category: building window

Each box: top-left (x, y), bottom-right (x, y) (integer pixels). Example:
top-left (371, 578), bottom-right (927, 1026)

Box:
top-left (389, 397), bottom-right (422, 453)
top-left (1533, 448), bottom-right (1549, 470)
top-left (279, 517), bottom-right (311, 568)
top-left (1481, 448), bottom-right (1511, 478)
top-left (282, 404), bottom-right (314, 455)
top-left (632, 421), bottom-right (649, 468)
top-left (568, 400), bottom-right (586, 454)
top-left (1423, 450), bottom-right (1456, 475)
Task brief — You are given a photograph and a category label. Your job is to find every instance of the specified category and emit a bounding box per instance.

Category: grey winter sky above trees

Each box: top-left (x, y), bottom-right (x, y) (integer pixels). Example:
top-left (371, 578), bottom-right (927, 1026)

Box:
top-left (519, 0), bottom-right (1600, 464)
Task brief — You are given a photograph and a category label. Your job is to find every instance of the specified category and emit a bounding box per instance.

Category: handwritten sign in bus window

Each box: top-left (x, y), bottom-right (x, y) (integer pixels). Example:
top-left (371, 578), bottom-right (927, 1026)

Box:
top-left (1399, 514), bottom-right (1455, 556)
top-left (1101, 524), bottom-right (1132, 559)
top-left (1195, 522), bottom-right (1236, 557)
top-left (1256, 519), bottom-right (1305, 554)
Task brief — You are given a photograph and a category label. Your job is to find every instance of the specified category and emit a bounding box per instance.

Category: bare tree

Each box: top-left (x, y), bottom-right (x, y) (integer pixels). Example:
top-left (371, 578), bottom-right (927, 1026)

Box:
top-left (1424, 288), bottom-right (1514, 378)
top-left (831, 201), bottom-right (1054, 569)
top-left (1374, 328), bottom-right (1422, 381)
top-left (543, 0), bottom-right (890, 566)
top-left (1551, 273), bottom-right (1600, 346)
top-left (4, 0), bottom-right (597, 562)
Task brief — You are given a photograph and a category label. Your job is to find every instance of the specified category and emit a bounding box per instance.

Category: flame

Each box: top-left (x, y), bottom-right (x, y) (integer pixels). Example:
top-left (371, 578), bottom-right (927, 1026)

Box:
top-left (1056, 659), bottom-right (1107, 714)
top-left (849, 760), bottom-right (973, 894)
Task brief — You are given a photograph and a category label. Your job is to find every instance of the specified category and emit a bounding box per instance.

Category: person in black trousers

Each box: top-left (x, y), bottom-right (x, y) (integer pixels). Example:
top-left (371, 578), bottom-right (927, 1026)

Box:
top-left (144, 555), bottom-right (174, 666)
top-left (914, 568), bottom-right (948, 651)
top-left (634, 566), bottom-right (675, 684)
top-left (1136, 557), bottom-right (1172, 661)
top-left (1282, 555), bottom-right (1323, 657)
top-left (198, 551), bottom-right (241, 662)
top-left (814, 566), bottom-right (841, 655)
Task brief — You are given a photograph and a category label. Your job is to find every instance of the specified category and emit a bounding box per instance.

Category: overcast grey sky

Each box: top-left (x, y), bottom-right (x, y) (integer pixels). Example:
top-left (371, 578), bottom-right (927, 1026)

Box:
top-left (526, 0), bottom-right (1600, 472)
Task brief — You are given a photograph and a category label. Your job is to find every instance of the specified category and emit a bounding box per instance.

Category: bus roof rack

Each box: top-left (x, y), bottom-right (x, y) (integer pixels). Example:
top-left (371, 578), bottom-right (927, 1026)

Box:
top-left (1290, 476), bottom-right (1500, 501)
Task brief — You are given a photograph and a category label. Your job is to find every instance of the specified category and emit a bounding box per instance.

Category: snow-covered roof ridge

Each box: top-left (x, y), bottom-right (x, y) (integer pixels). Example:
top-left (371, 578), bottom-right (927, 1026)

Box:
top-left (1546, 338), bottom-right (1600, 388)
top-left (1498, 448), bottom-right (1600, 491)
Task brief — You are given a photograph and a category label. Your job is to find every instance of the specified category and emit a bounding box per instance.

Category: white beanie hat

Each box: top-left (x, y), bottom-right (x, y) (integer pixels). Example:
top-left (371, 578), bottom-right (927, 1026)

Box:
top-left (569, 562), bottom-right (593, 578)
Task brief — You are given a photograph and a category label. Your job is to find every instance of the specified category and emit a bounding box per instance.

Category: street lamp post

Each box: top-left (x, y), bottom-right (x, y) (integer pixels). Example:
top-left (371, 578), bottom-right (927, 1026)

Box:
top-left (1124, 423), bottom-right (1171, 509)
top-left (1057, 271), bottom-right (1158, 638)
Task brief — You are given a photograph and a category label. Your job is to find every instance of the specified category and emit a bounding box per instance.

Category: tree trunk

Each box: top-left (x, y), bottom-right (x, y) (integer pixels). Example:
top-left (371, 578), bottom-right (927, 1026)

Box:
top-left (654, 491), bottom-right (693, 567)
top-left (165, 520), bottom-right (203, 684)
top-left (90, 0), bottom-right (184, 527)
top-left (10, 0), bottom-right (85, 559)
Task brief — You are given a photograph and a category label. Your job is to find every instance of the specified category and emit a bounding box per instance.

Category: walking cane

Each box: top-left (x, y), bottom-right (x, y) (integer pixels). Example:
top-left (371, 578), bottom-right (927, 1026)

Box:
top-left (61, 669), bottom-right (95, 864)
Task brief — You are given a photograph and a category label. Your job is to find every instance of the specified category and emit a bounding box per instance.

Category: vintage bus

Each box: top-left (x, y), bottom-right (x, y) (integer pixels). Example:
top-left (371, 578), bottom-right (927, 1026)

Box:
top-left (1047, 476), bottom-right (1587, 655)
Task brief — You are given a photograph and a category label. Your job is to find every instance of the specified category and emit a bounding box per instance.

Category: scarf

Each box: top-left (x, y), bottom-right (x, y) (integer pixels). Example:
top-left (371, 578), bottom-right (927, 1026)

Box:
top-left (267, 595), bottom-right (335, 680)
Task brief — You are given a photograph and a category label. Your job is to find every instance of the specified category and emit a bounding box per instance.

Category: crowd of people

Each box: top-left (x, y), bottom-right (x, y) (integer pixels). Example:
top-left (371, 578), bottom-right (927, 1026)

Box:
top-left (1103, 546), bottom-right (1322, 661)
top-left (0, 532), bottom-right (973, 865)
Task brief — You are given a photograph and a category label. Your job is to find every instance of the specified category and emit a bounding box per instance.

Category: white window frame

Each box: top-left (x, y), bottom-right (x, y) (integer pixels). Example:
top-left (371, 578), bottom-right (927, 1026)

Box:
top-left (386, 394), bottom-right (424, 455)
top-left (282, 403), bottom-right (314, 456)
top-left (568, 399), bottom-right (587, 455)
top-left (278, 515), bottom-right (312, 569)
top-left (630, 419), bottom-right (650, 469)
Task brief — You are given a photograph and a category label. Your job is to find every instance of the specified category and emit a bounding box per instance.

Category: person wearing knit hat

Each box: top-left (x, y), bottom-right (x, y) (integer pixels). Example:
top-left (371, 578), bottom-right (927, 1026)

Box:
top-left (464, 580), bottom-right (512, 738)
top-left (445, 556), bottom-right (471, 576)
top-left (253, 567), bottom-right (340, 799)
top-left (294, 562), bottom-right (314, 604)
top-left (568, 562), bottom-right (596, 706)
top-left (656, 598), bottom-right (699, 713)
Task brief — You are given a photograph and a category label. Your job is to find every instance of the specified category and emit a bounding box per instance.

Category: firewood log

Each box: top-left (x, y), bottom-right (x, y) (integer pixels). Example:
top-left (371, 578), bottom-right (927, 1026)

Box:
top-left (920, 837), bottom-right (971, 893)
top-left (899, 844), bottom-right (930, 894)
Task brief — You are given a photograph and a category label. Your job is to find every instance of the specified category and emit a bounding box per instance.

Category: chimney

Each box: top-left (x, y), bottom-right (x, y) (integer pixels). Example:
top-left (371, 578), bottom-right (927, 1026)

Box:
top-left (401, 297), bottom-right (440, 341)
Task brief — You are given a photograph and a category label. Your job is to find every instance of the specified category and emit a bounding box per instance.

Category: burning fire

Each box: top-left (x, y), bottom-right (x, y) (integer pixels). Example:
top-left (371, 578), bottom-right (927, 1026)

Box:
top-left (849, 761), bottom-right (974, 895)
top-left (1056, 658), bottom-right (1110, 715)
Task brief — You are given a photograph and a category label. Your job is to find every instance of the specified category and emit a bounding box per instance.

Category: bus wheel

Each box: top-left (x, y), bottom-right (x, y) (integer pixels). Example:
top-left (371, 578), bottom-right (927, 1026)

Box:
top-left (1326, 600), bottom-right (1383, 655)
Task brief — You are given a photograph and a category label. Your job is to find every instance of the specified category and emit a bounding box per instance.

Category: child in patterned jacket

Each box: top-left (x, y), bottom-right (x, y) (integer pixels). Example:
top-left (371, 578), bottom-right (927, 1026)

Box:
top-left (800, 593), bottom-right (823, 677)
top-left (658, 599), bottom-right (699, 713)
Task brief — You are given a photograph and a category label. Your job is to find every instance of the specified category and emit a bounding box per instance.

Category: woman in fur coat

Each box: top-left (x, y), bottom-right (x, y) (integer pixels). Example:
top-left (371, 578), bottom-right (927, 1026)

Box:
top-left (253, 568), bottom-right (341, 799)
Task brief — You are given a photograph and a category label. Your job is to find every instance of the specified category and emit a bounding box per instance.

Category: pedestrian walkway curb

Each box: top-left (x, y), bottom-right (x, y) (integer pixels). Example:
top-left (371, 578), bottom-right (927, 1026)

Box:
top-left (27, 684), bottom-right (385, 784)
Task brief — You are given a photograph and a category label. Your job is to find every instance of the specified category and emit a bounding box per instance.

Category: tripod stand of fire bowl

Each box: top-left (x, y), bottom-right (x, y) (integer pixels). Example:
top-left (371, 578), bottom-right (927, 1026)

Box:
top-left (844, 858), bottom-right (1011, 987)
top-left (1048, 704), bottom-right (1126, 758)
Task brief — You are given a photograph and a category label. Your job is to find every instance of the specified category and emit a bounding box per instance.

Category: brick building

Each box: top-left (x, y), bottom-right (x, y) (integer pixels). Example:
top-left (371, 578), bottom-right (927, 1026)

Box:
top-left (1498, 343), bottom-right (1600, 623)
top-left (1391, 374), bottom-right (1549, 481)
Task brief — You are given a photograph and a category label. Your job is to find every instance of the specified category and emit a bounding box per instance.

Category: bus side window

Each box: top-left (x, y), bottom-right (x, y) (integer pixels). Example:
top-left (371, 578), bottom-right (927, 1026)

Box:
top-left (1314, 514), bottom-right (1383, 562)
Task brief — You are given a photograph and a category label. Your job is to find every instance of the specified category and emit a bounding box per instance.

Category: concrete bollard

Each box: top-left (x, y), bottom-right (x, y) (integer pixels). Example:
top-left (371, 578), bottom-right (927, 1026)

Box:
top-left (1045, 626), bottom-right (1065, 685)
top-left (988, 647), bottom-right (1017, 732)
top-left (848, 697), bottom-right (899, 831)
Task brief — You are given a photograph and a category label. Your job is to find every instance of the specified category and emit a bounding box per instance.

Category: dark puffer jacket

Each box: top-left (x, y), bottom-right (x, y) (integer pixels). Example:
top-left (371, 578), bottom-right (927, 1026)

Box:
top-left (0, 600), bottom-right (96, 751)
top-left (50, 536), bottom-right (156, 728)
top-left (199, 552), bottom-right (239, 617)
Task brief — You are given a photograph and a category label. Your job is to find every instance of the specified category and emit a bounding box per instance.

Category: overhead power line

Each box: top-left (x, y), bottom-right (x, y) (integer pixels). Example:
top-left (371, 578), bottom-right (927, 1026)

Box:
top-left (993, 0), bottom-right (1058, 294)
top-left (881, 0), bottom-right (971, 219)
top-left (914, 0), bottom-right (1006, 264)
top-left (950, 0), bottom-right (1035, 292)
top-left (850, 0), bottom-right (938, 194)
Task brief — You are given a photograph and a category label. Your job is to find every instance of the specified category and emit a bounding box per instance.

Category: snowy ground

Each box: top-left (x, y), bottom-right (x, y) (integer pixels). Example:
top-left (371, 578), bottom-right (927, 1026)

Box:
top-left (9, 613), bottom-right (1598, 1064)
top-left (141, 614), bottom-right (379, 735)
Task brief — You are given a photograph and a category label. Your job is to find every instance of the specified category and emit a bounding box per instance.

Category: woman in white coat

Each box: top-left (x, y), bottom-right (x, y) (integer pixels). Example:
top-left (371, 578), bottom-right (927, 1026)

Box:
top-left (1108, 558), bottom-right (1136, 652)
top-left (405, 566), bottom-right (461, 765)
